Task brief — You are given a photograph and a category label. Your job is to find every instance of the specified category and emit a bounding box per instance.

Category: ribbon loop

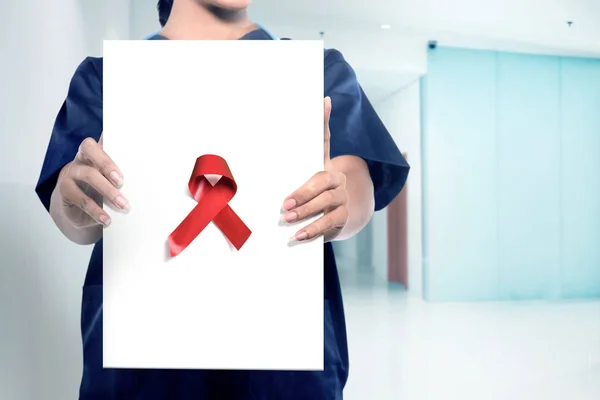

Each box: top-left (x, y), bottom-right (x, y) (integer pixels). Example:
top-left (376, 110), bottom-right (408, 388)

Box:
top-left (168, 155), bottom-right (252, 257)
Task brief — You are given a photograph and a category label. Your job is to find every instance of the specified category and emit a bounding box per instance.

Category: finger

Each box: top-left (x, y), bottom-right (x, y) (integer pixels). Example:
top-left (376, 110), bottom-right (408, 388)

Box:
top-left (294, 206), bottom-right (347, 241)
top-left (282, 186), bottom-right (346, 223)
top-left (283, 171), bottom-right (343, 211)
top-left (76, 137), bottom-right (123, 187)
top-left (59, 179), bottom-right (111, 226)
top-left (324, 97), bottom-right (332, 163)
top-left (68, 164), bottom-right (129, 211)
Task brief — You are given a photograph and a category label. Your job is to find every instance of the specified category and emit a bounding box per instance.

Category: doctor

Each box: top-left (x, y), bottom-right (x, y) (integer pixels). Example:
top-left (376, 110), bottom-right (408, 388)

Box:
top-left (35, 0), bottom-right (409, 398)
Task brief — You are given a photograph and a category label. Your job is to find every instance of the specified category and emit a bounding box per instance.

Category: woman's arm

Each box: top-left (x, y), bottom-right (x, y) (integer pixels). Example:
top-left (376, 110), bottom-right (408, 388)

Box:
top-left (35, 57), bottom-right (106, 244)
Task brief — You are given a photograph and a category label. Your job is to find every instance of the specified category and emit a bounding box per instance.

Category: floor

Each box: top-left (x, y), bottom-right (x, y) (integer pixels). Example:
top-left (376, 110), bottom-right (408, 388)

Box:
top-left (337, 263), bottom-right (600, 400)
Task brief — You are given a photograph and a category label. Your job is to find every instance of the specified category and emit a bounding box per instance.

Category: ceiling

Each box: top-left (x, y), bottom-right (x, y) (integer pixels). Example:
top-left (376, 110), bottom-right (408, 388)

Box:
top-left (249, 0), bottom-right (600, 101)
top-left (252, 0), bottom-right (600, 56)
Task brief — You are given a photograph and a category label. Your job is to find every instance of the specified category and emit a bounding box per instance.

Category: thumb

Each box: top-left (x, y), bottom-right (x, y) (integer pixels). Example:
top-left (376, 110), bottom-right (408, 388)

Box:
top-left (324, 97), bottom-right (332, 163)
top-left (324, 96), bottom-right (332, 126)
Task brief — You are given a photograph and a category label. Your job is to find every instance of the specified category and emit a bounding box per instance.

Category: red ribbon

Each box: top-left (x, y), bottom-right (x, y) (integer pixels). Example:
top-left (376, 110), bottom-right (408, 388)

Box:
top-left (167, 154), bottom-right (252, 257)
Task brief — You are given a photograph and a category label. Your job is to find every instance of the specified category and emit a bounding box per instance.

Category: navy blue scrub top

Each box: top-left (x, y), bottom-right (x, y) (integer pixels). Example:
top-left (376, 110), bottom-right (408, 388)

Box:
top-left (35, 27), bottom-right (409, 394)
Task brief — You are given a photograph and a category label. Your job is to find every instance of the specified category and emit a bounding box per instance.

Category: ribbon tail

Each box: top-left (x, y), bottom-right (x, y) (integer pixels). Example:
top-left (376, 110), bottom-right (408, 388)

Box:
top-left (213, 206), bottom-right (252, 250)
top-left (168, 203), bottom-right (218, 257)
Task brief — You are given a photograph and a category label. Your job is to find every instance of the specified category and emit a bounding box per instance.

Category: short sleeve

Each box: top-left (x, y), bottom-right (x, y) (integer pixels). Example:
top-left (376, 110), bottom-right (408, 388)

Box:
top-left (35, 57), bottom-right (103, 211)
top-left (324, 49), bottom-right (410, 211)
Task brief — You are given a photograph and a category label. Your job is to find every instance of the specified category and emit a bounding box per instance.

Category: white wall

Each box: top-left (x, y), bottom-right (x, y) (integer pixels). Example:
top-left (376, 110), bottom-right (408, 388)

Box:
top-left (130, 0), bottom-right (161, 39)
top-left (0, 1), bottom-right (130, 399)
top-left (374, 80), bottom-right (423, 298)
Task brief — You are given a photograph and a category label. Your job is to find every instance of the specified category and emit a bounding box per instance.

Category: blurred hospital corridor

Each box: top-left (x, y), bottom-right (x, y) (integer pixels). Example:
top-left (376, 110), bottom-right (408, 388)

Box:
top-left (337, 261), bottom-right (600, 400)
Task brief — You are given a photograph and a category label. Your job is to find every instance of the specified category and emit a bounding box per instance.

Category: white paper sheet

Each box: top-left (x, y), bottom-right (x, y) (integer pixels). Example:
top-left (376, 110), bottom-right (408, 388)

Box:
top-left (102, 39), bottom-right (324, 370)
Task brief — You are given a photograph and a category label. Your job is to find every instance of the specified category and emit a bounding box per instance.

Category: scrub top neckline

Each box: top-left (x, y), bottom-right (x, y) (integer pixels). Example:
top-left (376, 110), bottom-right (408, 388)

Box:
top-left (148, 27), bottom-right (270, 41)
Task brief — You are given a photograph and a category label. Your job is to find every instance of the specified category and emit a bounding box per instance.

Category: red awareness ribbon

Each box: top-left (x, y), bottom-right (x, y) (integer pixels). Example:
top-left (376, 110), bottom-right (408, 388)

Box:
top-left (167, 154), bottom-right (252, 257)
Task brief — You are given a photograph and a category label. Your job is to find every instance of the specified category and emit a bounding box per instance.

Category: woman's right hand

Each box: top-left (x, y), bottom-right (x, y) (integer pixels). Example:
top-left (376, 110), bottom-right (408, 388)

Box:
top-left (56, 136), bottom-right (129, 228)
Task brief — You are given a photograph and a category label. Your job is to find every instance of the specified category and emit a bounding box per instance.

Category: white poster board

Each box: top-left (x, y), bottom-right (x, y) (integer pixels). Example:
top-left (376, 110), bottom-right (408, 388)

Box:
top-left (102, 39), bottom-right (324, 370)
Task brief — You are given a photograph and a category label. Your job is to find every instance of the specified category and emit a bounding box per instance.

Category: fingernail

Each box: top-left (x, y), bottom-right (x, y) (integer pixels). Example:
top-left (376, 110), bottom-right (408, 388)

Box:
top-left (99, 214), bottom-right (111, 226)
top-left (283, 198), bottom-right (296, 211)
top-left (295, 231), bottom-right (308, 241)
top-left (114, 195), bottom-right (129, 211)
top-left (283, 212), bottom-right (297, 223)
top-left (110, 171), bottom-right (123, 187)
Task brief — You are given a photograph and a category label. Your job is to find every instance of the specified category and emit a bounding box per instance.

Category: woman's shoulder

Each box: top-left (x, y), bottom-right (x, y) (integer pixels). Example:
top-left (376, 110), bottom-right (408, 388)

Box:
top-left (66, 57), bottom-right (104, 103)
top-left (324, 48), bottom-right (346, 65)
top-left (81, 56), bottom-right (103, 73)
top-left (72, 56), bottom-right (103, 82)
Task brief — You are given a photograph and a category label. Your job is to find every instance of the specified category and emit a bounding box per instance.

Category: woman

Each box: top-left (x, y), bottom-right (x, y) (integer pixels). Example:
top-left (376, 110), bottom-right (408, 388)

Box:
top-left (35, 0), bottom-right (409, 398)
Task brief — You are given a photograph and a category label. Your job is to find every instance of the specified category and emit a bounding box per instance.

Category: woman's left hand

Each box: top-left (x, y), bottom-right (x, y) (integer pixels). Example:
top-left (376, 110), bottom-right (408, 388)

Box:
top-left (281, 97), bottom-right (349, 243)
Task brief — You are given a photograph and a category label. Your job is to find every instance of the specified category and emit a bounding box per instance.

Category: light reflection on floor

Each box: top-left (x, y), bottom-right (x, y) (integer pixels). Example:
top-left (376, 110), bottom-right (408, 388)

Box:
top-left (337, 262), bottom-right (600, 400)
